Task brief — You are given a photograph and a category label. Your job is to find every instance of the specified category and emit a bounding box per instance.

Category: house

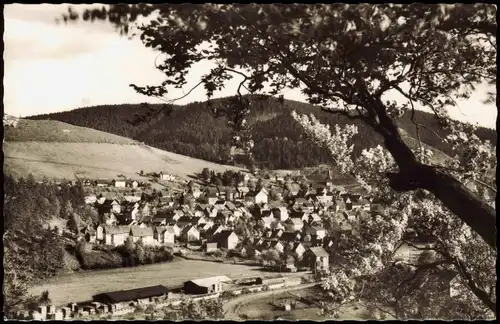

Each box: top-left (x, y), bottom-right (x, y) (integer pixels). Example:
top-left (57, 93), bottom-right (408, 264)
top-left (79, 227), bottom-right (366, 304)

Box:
top-left (272, 207), bottom-right (289, 222)
top-left (122, 202), bottom-right (140, 221)
top-left (210, 230), bottom-right (239, 250)
top-left (206, 193), bottom-right (219, 205)
top-left (138, 202), bottom-right (151, 218)
top-left (269, 240), bottom-right (284, 254)
top-left (308, 214), bottom-right (322, 224)
top-left (124, 195), bottom-right (142, 203)
top-left (204, 241), bottom-right (218, 252)
top-left (235, 186), bottom-right (250, 199)
top-left (290, 242), bottom-right (306, 258)
top-left (93, 285), bottom-right (169, 304)
top-left (285, 183), bottom-right (301, 197)
top-left (204, 225), bottom-right (225, 239)
top-left (280, 231), bottom-right (302, 243)
top-left (285, 218), bottom-right (304, 232)
top-left (359, 199), bottom-right (371, 212)
top-left (129, 226), bottom-right (155, 246)
top-left (103, 226), bottom-right (130, 246)
top-left (183, 275), bottom-right (232, 295)
top-left (392, 240), bottom-right (437, 264)
top-left (303, 247), bottom-right (330, 273)
top-left (258, 214), bottom-right (275, 229)
top-left (334, 199), bottom-right (346, 212)
top-left (189, 187), bottom-right (203, 199)
top-left (240, 245), bottom-right (262, 257)
top-left (96, 180), bottom-right (109, 187)
top-left (254, 188), bottom-right (269, 204)
top-left (99, 199), bottom-right (121, 215)
top-left (82, 226), bottom-right (97, 243)
top-left (159, 172), bottom-right (175, 181)
top-left (182, 225), bottom-right (200, 242)
top-left (343, 210), bottom-right (357, 222)
top-left (101, 212), bottom-right (118, 226)
top-left (96, 224), bottom-right (105, 242)
top-left (154, 226), bottom-right (175, 245)
top-left (199, 221), bottom-right (215, 232)
top-left (112, 179), bottom-right (127, 188)
top-left (152, 216), bottom-right (168, 227)
top-left (315, 192), bottom-right (333, 205)
top-left (304, 226), bottom-right (326, 240)
top-left (85, 195), bottom-right (97, 204)
top-left (166, 224), bottom-right (181, 237)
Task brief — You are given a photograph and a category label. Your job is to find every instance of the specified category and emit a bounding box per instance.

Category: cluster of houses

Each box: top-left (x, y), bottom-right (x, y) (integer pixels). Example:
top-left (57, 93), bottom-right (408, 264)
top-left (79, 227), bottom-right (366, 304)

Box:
top-left (77, 170), bottom-right (437, 272)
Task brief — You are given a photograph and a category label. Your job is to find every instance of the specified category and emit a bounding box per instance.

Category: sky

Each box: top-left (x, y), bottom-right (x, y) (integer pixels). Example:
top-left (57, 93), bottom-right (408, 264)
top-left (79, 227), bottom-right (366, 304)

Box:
top-left (3, 4), bottom-right (497, 129)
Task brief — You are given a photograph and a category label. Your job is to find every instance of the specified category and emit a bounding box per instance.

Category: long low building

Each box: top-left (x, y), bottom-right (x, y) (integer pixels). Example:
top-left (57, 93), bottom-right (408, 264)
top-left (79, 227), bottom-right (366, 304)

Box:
top-left (92, 285), bottom-right (170, 304)
top-left (183, 275), bottom-right (232, 295)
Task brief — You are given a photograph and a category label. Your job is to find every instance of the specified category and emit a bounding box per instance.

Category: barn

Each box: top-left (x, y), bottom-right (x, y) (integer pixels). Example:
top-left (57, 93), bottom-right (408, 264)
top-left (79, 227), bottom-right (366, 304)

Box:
top-left (256, 275), bottom-right (287, 286)
top-left (92, 285), bottom-right (170, 304)
top-left (183, 275), bottom-right (232, 295)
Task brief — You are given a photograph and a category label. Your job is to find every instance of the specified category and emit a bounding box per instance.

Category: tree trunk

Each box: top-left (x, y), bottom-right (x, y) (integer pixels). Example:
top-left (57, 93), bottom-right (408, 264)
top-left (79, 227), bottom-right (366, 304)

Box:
top-left (367, 96), bottom-right (497, 250)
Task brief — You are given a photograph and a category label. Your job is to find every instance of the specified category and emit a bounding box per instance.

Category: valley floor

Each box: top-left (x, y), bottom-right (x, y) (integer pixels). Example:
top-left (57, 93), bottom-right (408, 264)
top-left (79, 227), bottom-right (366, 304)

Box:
top-left (29, 258), bottom-right (293, 306)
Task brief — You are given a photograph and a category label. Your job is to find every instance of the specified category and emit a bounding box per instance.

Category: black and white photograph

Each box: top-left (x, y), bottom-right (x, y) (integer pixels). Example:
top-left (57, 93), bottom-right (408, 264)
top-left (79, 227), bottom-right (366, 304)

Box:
top-left (3, 3), bottom-right (497, 321)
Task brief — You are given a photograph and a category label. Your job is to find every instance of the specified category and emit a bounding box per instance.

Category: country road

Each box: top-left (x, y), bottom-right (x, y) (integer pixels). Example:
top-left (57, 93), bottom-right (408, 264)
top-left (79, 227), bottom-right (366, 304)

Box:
top-left (223, 282), bottom-right (321, 320)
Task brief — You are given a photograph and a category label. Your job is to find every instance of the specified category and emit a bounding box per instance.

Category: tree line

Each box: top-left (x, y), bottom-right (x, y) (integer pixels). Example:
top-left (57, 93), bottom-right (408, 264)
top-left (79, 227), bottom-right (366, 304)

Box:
top-left (27, 95), bottom-right (496, 170)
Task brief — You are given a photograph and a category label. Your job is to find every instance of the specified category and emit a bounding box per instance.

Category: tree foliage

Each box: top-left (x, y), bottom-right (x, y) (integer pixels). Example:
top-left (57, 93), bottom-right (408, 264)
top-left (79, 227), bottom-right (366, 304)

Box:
top-left (60, 4), bottom-right (496, 319)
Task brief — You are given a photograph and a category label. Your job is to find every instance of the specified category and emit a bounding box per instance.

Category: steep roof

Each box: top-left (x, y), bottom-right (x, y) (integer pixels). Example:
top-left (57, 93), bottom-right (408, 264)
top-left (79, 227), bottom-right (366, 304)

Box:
top-left (93, 285), bottom-right (169, 303)
top-left (130, 226), bottom-right (154, 237)
top-left (188, 275), bottom-right (232, 287)
top-left (210, 230), bottom-right (237, 244)
top-left (104, 225), bottom-right (130, 234)
top-left (307, 247), bottom-right (329, 257)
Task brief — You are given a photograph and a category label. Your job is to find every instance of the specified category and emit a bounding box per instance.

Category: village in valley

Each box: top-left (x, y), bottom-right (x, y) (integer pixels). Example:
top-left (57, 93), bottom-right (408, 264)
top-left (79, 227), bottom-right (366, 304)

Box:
top-left (20, 167), bottom-right (453, 321)
top-left (5, 3), bottom-right (495, 322)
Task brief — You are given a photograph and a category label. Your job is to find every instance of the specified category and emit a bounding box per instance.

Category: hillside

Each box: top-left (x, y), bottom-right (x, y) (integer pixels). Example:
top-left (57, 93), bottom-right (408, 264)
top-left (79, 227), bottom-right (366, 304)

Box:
top-left (4, 118), bottom-right (137, 144)
top-left (28, 95), bottom-right (496, 170)
top-left (3, 119), bottom-right (244, 181)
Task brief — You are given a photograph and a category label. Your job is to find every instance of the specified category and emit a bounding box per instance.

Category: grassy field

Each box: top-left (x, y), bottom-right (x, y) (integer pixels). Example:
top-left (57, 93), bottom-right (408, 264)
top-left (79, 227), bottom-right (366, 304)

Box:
top-left (3, 142), bottom-right (244, 181)
top-left (28, 259), bottom-right (279, 306)
top-left (4, 118), bottom-right (245, 181)
top-left (236, 287), bottom-right (392, 321)
top-left (4, 119), bottom-right (138, 144)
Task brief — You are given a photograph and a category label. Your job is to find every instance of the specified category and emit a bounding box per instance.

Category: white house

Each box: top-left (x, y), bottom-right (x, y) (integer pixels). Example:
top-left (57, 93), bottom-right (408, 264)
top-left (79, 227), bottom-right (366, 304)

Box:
top-left (272, 207), bottom-right (289, 222)
top-left (112, 179), bottom-right (127, 188)
top-left (254, 188), bottom-right (269, 204)
top-left (129, 226), bottom-right (155, 246)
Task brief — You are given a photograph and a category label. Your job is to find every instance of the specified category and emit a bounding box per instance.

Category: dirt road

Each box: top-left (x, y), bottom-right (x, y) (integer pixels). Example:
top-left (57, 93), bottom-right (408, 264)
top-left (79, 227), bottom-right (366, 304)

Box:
top-left (223, 282), bottom-right (321, 320)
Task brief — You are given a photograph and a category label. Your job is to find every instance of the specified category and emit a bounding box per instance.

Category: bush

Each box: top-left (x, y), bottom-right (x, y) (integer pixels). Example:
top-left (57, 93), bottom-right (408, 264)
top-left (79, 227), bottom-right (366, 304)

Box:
top-left (241, 288), bottom-right (251, 295)
top-left (220, 291), bottom-right (236, 299)
top-left (262, 285), bottom-right (270, 291)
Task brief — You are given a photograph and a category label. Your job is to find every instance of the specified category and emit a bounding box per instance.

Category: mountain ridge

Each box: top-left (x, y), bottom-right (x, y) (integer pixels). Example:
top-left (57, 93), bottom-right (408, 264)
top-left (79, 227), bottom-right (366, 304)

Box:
top-left (27, 94), bottom-right (496, 170)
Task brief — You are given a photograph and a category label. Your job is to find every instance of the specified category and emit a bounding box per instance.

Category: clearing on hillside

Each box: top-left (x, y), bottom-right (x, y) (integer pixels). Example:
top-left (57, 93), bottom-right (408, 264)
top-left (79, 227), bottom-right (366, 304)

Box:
top-left (4, 119), bottom-right (245, 181)
top-left (4, 118), bottom-right (138, 144)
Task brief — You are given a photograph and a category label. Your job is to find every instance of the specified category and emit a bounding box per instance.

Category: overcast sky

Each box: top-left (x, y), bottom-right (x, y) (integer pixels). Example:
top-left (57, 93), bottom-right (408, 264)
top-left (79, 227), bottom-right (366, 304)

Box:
top-left (3, 4), bottom-right (497, 129)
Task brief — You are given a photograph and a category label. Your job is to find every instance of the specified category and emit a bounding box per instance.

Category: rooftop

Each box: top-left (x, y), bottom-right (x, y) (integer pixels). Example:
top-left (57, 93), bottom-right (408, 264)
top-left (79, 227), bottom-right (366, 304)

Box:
top-left (188, 275), bottom-right (232, 287)
top-left (93, 285), bottom-right (169, 303)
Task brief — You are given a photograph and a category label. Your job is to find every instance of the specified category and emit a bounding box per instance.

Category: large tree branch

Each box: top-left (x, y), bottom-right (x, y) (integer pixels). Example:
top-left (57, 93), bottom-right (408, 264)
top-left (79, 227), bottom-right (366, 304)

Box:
top-left (439, 253), bottom-right (497, 314)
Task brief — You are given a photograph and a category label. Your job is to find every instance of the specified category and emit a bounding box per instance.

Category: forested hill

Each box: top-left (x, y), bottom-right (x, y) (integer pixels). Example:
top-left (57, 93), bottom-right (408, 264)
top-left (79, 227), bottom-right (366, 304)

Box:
top-left (28, 95), bottom-right (496, 170)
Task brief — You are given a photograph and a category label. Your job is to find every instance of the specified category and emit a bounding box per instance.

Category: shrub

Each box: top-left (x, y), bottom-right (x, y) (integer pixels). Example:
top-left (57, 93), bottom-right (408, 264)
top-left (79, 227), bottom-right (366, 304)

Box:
top-left (262, 285), bottom-right (270, 291)
top-left (241, 288), bottom-right (251, 295)
top-left (220, 291), bottom-right (236, 299)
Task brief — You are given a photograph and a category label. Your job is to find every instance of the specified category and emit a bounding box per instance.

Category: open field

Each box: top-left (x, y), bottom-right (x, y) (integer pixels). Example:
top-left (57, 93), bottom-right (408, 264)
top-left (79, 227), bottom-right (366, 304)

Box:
top-left (4, 118), bottom-right (245, 181)
top-left (4, 119), bottom-right (138, 144)
top-left (28, 259), bottom-right (293, 306)
top-left (235, 287), bottom-right (394, 320)
top-left (3, 142), bottom-right (244, 181)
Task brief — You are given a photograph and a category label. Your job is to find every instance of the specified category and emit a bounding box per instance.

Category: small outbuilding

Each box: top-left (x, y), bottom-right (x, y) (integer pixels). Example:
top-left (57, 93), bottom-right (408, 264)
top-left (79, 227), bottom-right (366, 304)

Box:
top-left (183, 275), bottom-right (232, 295)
